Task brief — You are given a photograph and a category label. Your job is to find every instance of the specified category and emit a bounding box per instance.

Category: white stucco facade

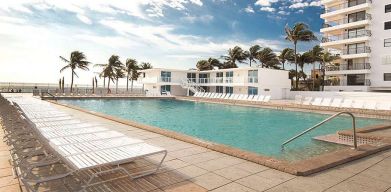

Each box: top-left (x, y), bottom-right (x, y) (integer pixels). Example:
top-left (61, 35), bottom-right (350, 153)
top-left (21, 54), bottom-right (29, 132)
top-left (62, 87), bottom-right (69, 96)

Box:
top-left (138, 67), bottom-right (291, 99)
top-left (321, 0), bottom-right (391, 92)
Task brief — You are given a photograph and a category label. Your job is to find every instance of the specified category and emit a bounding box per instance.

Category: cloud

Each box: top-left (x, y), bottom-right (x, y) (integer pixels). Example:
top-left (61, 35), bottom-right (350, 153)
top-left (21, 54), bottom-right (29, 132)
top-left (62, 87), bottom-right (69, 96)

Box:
top-left (289, 0), bottom-right (322, 9)
top-left (244, 5), bottom-right (255, 13)
top-left (76, 14), bottom-right (92, 24)
top-left (260, 7), bottom-right (275, 12)
top-left (181, 15), bottom-right (214, 23)
top-left (254, 0), bottom-right (278, 7)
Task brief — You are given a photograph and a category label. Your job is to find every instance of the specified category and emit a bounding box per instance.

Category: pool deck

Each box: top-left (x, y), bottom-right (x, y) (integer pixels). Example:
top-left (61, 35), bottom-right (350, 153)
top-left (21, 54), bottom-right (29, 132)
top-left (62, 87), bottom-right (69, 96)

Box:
top-left (1, 95), bottom-right (391, 191)
top-left (10, 101), bottom-right (391, 191)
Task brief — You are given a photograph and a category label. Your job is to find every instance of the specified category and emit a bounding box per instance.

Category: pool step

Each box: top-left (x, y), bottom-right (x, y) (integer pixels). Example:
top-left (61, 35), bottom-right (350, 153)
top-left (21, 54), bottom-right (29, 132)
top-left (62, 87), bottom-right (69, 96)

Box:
top-left (313, 133), bottom-right (380, 147)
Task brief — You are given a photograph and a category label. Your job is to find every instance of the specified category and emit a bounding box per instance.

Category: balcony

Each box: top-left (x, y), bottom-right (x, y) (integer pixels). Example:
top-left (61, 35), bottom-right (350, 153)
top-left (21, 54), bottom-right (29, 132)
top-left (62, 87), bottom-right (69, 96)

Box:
top-left (342, 46), bottom-right (371, 55)
top-left (325, 79), bottom-right (371, 86)
top-left (322, 30), bottom-right (371, 43)
top-left (322, 13), bottom-right (371, 29)
top-left (323, 0), bottom-right (371, 14)
top-left (326, 63), bottom-right (371, 71)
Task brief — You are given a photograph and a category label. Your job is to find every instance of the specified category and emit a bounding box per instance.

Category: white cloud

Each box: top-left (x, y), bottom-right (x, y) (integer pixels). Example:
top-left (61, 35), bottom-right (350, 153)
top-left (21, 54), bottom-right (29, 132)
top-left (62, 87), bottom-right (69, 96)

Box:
top-left (255, 0), bottom-right (278, 7)
top-left (181, 15), bottom-right (214, 23)
top-left (76, 14), bottom-right (92, 24)
top-left (244, 5), bottom-right (255, 13)
top-left (260, 7), bottom-right (275, 12)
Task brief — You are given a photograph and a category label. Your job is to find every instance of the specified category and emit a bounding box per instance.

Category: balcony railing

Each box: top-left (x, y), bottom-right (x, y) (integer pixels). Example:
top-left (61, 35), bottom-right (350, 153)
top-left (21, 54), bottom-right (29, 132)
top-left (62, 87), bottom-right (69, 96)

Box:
top-left (326, 63), bottom-right (371, 71)
top-left (342, 46), bottom-right (371, 55)
top-left (248, 77), bottom-right (258, 83)
top-left (160, 77), bottom-right (171, 82)
top-left (325, 79), bottom-right (371, 86)
top-left (322, 13), bottom-right (371, 28)
top-left (323, 0), bottom-right (372, 14)
top-left (322, 30), bottom-right (371, 43)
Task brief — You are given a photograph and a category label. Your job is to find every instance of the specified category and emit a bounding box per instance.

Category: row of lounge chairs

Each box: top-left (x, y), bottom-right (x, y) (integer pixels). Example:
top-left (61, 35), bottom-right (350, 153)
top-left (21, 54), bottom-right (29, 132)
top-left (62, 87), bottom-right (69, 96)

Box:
top-left (295, 95), bottom-right (391, 110)
top-left (193, 92), bottom-right (271, 103)
top-left (1, 95), bottom-right (167, 191)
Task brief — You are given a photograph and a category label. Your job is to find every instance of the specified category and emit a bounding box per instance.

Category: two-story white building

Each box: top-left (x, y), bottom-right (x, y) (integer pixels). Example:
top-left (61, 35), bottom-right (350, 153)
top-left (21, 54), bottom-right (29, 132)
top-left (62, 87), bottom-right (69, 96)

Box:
top-left (321, 0), bottom-right (391, 92)
top-left (138, 67), bottom-right (291, 99)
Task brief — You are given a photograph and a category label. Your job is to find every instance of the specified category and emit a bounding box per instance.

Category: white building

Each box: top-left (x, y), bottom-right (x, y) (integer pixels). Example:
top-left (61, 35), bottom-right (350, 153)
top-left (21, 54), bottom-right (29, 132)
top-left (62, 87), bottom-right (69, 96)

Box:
top-left (138, 67), bottom-right (291, 99)
top-left (320, 0), bottom-right (391, 92)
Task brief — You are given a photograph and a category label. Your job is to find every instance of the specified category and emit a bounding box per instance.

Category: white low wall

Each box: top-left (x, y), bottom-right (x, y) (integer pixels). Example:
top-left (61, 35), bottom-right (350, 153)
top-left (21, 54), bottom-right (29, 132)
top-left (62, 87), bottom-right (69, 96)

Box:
top-left (286, 91), bottom-right (391, 102)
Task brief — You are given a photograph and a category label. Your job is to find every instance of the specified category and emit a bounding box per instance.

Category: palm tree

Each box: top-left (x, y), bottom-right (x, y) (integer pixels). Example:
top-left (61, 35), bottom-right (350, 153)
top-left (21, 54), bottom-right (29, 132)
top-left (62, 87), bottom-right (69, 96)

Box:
top-left (196, 60), bottom-right (213, 71)
top-left (95, 55), bottom-right (123, 93)
top-left (308, 45), bottom-right (324, 90)
top-left (59, 51), bottom-right (90, 92)
top-left (221, 46), bottom-right (247, 68)
top-left (244, 45), bottom-right (261, 67)
top-left (208, 58), bottom-right (223, 69)
top-left (278, 48), bottom-right (294, 70)
top-left (319, 51), bottom-right (340, 91)
top-left (256, 48), bottom-right (278, 68)
top-left (285, 23), bottom-right (317, 89)
top-left (125, 58), bottom-right (138, 92)
top-left (139, 62), bottom-right (153, 69)
top-left (114, 67), bottom-right (126, 94)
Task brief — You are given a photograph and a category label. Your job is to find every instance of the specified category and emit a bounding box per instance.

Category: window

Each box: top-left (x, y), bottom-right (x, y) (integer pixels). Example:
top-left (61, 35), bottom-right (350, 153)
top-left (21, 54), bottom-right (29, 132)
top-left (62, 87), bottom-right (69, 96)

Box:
top-left (248, 70), bottom-right (258, 83)
top-left (225, 71), bottom-right (233, 83)
top-left (216, 86), bottom-right (224, 93)
top-left (385, 21), bottom-right (391, 30)
top-left (160, 71), bottom-right (171, 82)
top-left (347, 27), bottom-right (365, 39)
top-left (348, 11), bottom-right (366, 23)
top-left (386, 4), bottom-right (391, 13)
top-left (348, 0), bottom-right (366, 7)
top-left (384, 73), bottom-right (391, 81)
top-left (216, 72), bottom-right (223, 83)
top-left (225, 87), bottom-right (233, 94)
top-left (187, 73), bottom-right (196, 82)
top-left (160, 85), bottom-right (171, 94)
top-left (347, 43), bottom-right (365, 54)
top-left (248, 87), bottom-right (258, 95)
top-left (199, 73), bottom-right (208, 83)
top-left (385, 39), bottom-right (391, 47)
top-left (347, 74), bottom-right (365, 85)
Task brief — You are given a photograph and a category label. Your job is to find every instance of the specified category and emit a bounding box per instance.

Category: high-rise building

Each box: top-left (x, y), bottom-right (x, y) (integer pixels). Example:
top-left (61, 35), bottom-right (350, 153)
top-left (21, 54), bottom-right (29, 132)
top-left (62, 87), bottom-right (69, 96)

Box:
top-left (320, 0), bottom-right (391, 91)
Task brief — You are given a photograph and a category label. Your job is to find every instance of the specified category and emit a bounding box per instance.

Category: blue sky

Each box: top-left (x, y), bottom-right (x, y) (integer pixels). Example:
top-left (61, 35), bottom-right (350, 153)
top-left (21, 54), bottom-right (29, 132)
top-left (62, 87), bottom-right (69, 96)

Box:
top-left (0, 0), bottom-right (323, 84)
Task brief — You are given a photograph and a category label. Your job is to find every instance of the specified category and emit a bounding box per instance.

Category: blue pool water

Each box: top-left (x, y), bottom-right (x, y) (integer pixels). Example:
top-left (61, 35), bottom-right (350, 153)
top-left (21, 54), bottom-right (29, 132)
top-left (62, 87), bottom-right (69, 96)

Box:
top-left (59, 99), bottom-right (387, 161)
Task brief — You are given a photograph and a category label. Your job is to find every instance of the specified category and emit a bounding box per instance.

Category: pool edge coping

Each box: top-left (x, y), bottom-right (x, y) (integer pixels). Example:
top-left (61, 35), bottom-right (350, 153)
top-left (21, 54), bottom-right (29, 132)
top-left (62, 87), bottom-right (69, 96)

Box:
top-left (48, 100), bottom-right (391, 176)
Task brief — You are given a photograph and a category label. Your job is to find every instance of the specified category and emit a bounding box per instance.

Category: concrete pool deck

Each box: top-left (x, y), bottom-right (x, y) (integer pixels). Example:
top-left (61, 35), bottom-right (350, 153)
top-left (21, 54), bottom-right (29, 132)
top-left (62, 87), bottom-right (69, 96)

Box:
top-left (1, 94), bottom-right (391, 191)
top-left (14, 100), bottom-right (390, 191)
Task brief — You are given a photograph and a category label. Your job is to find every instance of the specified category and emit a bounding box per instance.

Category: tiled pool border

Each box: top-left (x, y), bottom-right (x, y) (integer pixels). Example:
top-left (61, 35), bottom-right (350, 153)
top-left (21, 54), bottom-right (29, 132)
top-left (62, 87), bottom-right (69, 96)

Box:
top-left (48, 98), bottom-right (391, 176)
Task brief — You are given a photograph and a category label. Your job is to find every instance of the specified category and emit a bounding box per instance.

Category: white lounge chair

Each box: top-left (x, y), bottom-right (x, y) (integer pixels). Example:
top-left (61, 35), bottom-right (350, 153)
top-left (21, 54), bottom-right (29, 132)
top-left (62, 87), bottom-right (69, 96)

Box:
top-left (193, 92), bottom-right (199, 97)
top-left (363, 101), bottom-right (377, 110)
top-left (341, 99), bottom-right (353, 108)
top-left (209, 93), bottom-right (216, 98)
top-left (252, 95), bottom-right (260, 101)
top-left (219, 93), bottom-right (227, 99)
top-left (311, 97), bottom-right (323, 106)
top-left (294, 95), bottom-right (303, 105)
top-left (352, 100), bottom-right (365, 109)
top-left (330, 98), bottom-right (343, 108)
top-left (247, 95), bottom-right (254, 101)
top-left (302, 97), bottom-right (313, 105)
top-left (257, 95), bottom-right (265, 102)
top-left (223, 94), bottom-right (231, 99)
top-left (263, 95), bottom-right (271, 102)
top-left (320, 98), bottom-right (332, 107)
top-left (377, 102), bottom-right (391, 110)
top-left (237, 94), bottom-right (245, 100)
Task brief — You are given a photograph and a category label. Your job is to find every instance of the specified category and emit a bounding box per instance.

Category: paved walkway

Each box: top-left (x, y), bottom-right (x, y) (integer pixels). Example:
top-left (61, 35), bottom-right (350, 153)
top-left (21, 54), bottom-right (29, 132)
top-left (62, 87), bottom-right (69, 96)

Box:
top-left (0, 124), bottom-right (22, 191)
top-left (46, 103), bottom-right (391, 192)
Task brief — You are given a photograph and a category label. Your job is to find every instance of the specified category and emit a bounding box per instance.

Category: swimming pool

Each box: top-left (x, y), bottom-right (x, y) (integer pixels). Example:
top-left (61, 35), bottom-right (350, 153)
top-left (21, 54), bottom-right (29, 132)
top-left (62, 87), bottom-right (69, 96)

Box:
top-left (59, 99), bottom-right (387, 161)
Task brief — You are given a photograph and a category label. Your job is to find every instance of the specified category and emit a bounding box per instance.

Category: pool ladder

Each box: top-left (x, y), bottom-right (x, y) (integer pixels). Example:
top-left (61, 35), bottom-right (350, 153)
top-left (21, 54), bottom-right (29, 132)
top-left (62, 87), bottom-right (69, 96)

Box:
top-left (281, 112), bottom-right (357, 150)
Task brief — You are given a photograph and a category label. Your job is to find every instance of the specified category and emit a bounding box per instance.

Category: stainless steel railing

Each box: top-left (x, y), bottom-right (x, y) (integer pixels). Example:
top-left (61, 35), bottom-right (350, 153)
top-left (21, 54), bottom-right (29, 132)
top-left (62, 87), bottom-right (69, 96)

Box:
top-left (281, 112), bottom-right (357, 150)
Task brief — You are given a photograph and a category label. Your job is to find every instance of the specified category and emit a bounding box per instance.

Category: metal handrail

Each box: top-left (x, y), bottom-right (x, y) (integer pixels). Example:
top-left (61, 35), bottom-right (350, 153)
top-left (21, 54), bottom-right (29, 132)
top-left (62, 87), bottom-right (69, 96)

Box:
top-left (281, 112), bottom-right (357, 150)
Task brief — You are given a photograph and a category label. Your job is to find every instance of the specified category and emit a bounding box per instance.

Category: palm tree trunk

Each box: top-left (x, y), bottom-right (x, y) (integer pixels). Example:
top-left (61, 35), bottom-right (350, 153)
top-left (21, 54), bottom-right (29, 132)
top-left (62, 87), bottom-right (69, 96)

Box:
top-left (103, 77), bottom-right (106, 88)
top-left (116, 79), bottom-right (118, 94)
top-left (294, 43), bottom-right (298, 90)
top-left (126, 75), bottom-right (129, 92)
top-left (131, 79), bottom-right (134, 92)
top-left (249, 59), bottom-right (252, 67)
top-left (107, 79), bottom-right (110, 93)
top-left (282, 62), bottom-right (285, 70)
top-left (71, 69), bottom-right (74, 93)
top-left (312, 63), bottom-right (316, 91)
